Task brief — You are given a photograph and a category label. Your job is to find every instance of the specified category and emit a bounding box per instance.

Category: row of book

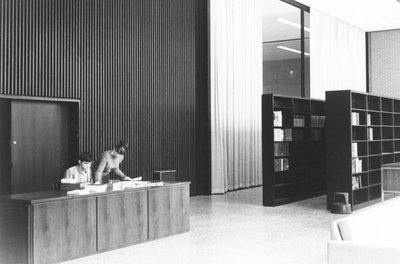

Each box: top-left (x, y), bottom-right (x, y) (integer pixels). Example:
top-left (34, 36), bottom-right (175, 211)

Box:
top-left (274, 129), bottom-right (323, 142)
top-left (274, 128), bottom-right (292, 141)
top-left (274, 111), bottom-right (325, 128)
top-left (352, 112), bottom-right (378, 126)
top-left (310, 115), bottom-right (325, 127)
top-left (274, 158), bottom-right (289, 172)
top-left (274, 143), bottom-right (289, 156)
top-left (352, 175), bottom-right (364, 190)
top-left (352, 157), bottom-right (363, 173)
top-left (293, 115), bottom-right (305, 127)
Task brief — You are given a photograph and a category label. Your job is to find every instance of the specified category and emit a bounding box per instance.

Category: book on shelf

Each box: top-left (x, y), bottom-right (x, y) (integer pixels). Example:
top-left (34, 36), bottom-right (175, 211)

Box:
top-left (293, 115), bottom-right (305, 127)
top-left (284, 129), bottom-right (292, 141)
top-left (274, 158), bottom-right (289, 172)
top-left (311, 115), bottom-right (325, 127)
top-left (274, 111), bottom-right (282, 127)
top-left (274, 128), bottom-right (292, 141)
top-left (367, 128), bottom-right (374, 140)
top-left (352, 143), bottom-right (358, 157)
top-left (274, 143), bottom-right (289, 156)
top-left (352, 158), bottom-right (363, 173)
top-left (352, 176), bottom-right (362, 190)
top-left (367, 113), bottom-right (371, 126)
top-left (274, 128), bottom-right (284, 141)
top-left (351, 112), bottom-right (360, 125)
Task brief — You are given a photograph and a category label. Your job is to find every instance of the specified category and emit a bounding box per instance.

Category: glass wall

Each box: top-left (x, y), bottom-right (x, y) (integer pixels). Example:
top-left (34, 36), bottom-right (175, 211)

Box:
top-left (262, 0), bottom-right (310, 97)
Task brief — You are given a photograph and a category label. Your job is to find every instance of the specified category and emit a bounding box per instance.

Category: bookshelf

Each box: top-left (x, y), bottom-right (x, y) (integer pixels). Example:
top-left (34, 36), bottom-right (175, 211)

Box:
top-left (262, 94), bottom-right (326, 206)
top-left (326, 90), bottom-right (400, 210)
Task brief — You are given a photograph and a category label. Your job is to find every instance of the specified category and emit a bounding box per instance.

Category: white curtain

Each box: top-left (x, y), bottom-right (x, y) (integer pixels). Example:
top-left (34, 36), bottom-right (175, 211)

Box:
top-left (210, 0), bottom-right (263, 194)
top-left (310, 9), bottom-right (366, 100)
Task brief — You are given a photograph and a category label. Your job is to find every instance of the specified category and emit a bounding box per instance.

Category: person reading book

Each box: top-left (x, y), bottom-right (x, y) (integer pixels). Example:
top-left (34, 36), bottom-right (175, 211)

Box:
top-left (63, 152), bottom-right (93, 183)
top-left (92, 140), bottom-right (132, 184)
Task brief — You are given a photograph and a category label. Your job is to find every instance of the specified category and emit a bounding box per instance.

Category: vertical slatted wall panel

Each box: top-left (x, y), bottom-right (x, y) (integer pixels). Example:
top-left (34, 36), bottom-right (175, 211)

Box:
top-left (0, 0), bottom-right (198, 194)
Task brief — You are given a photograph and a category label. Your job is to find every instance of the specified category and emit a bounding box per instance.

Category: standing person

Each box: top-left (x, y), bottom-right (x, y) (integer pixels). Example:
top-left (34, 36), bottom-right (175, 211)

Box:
top-left (92, 140), bottom-right (132, 184)
top-left (63, 152), bottom-right (93, 183)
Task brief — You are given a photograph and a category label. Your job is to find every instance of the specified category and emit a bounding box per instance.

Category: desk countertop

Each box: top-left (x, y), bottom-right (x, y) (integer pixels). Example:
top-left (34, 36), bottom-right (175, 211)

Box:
top-left (0, 182), bottom-right (190, 204)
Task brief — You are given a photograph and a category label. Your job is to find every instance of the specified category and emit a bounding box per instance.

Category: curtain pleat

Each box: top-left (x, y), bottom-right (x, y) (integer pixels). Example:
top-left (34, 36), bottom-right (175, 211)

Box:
top-left (310, 9), bottom-right (366, 99)
top-left (210, 0), bottom-right (262, 194)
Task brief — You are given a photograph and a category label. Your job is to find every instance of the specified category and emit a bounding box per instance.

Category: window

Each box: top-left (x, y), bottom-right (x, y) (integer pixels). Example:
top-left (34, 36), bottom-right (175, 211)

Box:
top-left (262, 0), bottom-right (310, 97)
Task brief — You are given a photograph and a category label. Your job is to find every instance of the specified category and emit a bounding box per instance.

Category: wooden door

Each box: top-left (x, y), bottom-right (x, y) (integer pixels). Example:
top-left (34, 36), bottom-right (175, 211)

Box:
top-left (11, 100), bottom-right (70, 193)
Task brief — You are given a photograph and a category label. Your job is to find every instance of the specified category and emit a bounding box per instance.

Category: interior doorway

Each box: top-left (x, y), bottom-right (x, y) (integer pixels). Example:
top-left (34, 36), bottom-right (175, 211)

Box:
top-left (0, 97), bottom-right (79, 194)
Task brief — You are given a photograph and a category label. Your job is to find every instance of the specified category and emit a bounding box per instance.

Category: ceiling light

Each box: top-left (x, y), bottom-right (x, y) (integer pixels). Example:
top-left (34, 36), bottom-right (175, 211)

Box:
top-left (275, 17), bottom-right (310, 32)
top-left (277, 46), bottom-right (310, 56)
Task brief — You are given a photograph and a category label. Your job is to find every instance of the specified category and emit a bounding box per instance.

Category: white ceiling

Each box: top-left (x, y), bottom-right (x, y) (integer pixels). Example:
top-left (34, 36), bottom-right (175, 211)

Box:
top-left (262, 0), bottom-right (400, 61)
top-left (295, 0), bottom-right (400, 32)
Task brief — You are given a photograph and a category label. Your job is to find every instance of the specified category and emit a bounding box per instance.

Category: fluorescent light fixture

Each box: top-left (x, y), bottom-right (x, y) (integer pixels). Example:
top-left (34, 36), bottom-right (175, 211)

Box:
top-left (275, 17), bottom-right (310, 32)
top-left (277, 46), bottom-right (310, 56)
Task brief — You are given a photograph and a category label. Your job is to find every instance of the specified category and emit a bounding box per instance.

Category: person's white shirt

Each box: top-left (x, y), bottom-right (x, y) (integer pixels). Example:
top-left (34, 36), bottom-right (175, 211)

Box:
top-left (64, 165), bottom-right (92, 183)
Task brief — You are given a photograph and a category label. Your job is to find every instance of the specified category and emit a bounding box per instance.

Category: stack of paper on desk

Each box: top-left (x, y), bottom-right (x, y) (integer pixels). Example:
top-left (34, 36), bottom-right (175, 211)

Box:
top-left (121, 181), bottom-right (149, 188)
top-left (61, 178), bottom-right (79, 184)
top-left (120, 181), bottom-right (164, 188)
top-left (146, 181), bottom-right (164, 187)
top-left (84, 184), bottom-right (108, 193)
top-left (111, 182), bottom-right (122, 191)
top-left (67, 189), bottom-right (90, 195)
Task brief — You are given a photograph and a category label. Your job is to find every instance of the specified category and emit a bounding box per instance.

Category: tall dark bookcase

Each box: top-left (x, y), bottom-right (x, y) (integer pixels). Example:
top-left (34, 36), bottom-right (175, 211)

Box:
top-left (326, 90), bottom-right (400, 210)
top-left (262, 94), bottom-right (326, 206)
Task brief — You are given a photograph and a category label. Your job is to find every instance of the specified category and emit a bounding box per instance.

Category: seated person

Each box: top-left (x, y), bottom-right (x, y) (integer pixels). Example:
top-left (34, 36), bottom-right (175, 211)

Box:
top-left (63, 152), bottom-right (93, 183)
top-left (92, 140), bottom-right (132, 184)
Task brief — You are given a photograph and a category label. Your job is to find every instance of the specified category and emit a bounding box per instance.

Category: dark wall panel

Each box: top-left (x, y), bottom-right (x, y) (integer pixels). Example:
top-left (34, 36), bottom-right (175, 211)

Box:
top-left (194, 0), bottom-right (210, 195)
top-left (0, 0), bottom-right (202, 194)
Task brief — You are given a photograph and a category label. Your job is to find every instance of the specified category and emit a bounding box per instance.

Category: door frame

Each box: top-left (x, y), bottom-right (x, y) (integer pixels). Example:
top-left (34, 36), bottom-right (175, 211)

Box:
top-left (0, 94), bottom-right (80, 194)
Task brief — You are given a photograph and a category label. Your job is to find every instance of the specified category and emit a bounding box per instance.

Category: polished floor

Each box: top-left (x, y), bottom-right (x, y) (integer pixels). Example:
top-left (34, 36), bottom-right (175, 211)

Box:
top-left (63, 187), bottom-right (343, 264)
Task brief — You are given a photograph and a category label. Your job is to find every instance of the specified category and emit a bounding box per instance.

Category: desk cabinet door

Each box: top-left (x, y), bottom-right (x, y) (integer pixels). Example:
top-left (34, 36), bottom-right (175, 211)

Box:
top-left (32, 197), bottom-right (97, 264)
top-left (148, 184), bottom-right (190, 239)
top-left (97, 190), bottom-right (148, 251)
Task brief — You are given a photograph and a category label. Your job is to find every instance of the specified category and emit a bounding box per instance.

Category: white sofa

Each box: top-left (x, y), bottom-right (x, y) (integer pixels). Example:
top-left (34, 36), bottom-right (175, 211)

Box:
top-left (328, 197), bottom-right (400, 264)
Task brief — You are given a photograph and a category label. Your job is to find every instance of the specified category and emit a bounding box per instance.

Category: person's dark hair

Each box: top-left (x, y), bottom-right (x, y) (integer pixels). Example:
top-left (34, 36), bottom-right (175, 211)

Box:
top-left (115, 139), bottom-right (129, 155)
top-left (79, 152), bottom-right (92, 162)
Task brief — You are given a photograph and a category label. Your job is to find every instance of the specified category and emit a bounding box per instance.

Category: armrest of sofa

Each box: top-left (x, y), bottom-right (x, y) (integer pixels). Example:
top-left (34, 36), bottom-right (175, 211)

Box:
top-left (328, 240), bottom-right (400, 264)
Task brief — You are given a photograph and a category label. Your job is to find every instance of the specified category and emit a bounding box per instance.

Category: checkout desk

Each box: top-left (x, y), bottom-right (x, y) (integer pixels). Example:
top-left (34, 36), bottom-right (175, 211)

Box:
top-left (0, 182), bottom-right (190, 264)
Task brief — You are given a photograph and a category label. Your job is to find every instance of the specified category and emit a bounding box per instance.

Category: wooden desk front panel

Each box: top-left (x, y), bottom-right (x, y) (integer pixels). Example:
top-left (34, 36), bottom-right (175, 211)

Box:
top-left (148, 184), bottom-right (190, 240)
top-left (32, 197), bottom-right (97, 264)
top-left (0, 200), bottom-right (30, 264)
top-left (97, 190), bottom-right (148, 251)
top-left (383, 168), bottom-right (400, 191)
